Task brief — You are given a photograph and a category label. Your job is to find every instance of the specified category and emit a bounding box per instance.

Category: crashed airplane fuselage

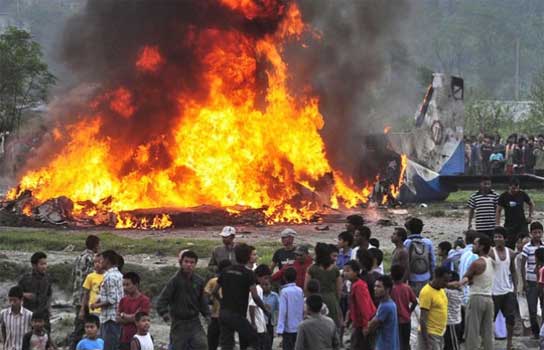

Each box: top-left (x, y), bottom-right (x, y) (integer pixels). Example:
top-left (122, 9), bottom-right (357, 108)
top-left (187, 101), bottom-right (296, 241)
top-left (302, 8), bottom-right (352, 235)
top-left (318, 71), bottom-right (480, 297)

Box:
top-left (388, 73), bottom-right (465, 202)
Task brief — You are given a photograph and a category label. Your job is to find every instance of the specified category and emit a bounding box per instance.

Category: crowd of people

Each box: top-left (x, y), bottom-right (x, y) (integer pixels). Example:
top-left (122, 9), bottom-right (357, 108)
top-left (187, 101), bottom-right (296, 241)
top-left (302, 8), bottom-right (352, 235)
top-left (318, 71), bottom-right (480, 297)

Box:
top-left (465, 133), bottom-right (544, 176)
top-left (0, 176), bottom-right (542, 350)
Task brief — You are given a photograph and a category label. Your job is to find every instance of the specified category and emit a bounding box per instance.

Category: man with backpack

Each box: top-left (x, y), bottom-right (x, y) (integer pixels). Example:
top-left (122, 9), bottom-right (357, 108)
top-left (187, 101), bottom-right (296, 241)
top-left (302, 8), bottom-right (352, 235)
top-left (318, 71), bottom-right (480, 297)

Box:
top-left (403, 218), bottom-right (436, 296)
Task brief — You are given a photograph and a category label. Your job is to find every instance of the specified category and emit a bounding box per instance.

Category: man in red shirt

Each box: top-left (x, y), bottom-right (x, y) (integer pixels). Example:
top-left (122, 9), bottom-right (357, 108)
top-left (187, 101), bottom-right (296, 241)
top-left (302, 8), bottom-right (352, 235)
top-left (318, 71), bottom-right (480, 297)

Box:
top-left (344, 260), bottom-right (376, 350)
top-left (271, 246), bottom-right (312, 288)
top-left (390, 265), bottom-right (417, 350)
top-left (117, 272), bottom-right (151, 350)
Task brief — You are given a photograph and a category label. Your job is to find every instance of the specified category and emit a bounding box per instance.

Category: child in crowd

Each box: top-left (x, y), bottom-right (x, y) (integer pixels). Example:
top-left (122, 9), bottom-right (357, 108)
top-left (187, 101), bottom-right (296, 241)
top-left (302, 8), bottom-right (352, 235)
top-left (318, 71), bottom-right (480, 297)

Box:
top-left (368, 248), bottom-right (384, 278)
top-left (277, 268), bottom-right (304, 350)
top-left (204, 259), bottom-right (232, 350)
top-left (248, 265), bottom-right (272, 349)
top-left (366, 275), bottom-right (400, 350)
top-left (343, 260), bottom-right (376, 350)
top-left (522, 222), bottom-right (544, 338)
top-left (437, 241), bottom-right (453, 270)
top-left (117, 272), bottom-right (151, 350)
top-left (22, 313), bottom-right (54, 350)
top-left (369, 238), bottom-right (380, 249)
top-left (515, 235), bottom-right (531, 333)
top-left (329, 245), bottom-right (339, 266)
top-left (390, 265), bottom-right (417, 350)
top-left (304, 279), bottom-right (329, 317)
top-left (294, 295), bottom-right (339, 350)
top-left (76, 315), bottom-right (104, 350)
top-left (262, 278), bottom-right (279, 350)
top-left (81, 254), bottom-right (105, 318)
top-left (18, 252), bottom-right (52, 331)
top-left (0, 286), bottom-right (33, 350)
top-left (336, 231), bottom-right (353, 270)
top-left (444, 272), bottom-right (463, 350)
top-left (130, 312), bottom-right (153, 350)
top-left (358, 249), bottom-right (377, 305)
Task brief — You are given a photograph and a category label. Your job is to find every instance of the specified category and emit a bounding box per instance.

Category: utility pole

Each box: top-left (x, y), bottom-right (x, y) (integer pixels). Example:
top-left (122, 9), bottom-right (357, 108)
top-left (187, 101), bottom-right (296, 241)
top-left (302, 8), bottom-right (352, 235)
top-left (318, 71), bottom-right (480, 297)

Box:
top-left (515, 38), bottom-right (520, 100)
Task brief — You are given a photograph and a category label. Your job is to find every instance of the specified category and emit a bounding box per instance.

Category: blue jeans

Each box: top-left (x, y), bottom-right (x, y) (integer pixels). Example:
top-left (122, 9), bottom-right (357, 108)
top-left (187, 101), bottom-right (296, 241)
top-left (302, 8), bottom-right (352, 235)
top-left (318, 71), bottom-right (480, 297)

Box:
top-left (101, 320), bottom-right (121, 350)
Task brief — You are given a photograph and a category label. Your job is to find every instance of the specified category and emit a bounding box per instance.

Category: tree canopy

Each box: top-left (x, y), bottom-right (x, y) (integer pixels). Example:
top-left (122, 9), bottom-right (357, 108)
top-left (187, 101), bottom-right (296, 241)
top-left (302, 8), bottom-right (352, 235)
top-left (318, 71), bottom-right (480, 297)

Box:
top-left (0, 26), bottom-right (56, 133)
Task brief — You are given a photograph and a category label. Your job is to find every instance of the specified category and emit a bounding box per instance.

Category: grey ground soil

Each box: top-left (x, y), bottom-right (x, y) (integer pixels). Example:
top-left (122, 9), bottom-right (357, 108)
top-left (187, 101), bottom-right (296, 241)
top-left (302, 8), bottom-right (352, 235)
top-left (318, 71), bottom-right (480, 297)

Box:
top-left (2, 205), bottom-right (544, 349)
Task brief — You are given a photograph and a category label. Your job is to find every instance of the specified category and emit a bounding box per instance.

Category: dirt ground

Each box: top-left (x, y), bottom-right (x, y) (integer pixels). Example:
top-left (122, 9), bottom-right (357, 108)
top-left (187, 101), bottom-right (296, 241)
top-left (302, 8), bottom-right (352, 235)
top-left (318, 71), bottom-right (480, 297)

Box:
top-left (1, 205), bottom-right (543, 349)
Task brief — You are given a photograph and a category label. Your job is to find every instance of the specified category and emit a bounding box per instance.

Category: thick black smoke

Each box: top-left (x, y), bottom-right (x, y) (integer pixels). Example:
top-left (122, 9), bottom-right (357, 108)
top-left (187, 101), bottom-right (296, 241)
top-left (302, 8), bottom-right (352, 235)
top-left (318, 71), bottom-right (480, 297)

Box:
top-left (288, 0), bottom-right (410, 179)
top-left (57, 0), bottom-right (409, 181)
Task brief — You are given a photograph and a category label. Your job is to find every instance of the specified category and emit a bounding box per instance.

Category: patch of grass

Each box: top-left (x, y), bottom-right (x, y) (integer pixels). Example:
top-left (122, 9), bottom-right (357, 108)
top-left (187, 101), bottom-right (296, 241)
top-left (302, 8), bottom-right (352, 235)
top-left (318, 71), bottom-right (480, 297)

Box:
top-left (446, 190), bottom-right (544, 209)
top-left (0, 229), bottom-right (219, 257)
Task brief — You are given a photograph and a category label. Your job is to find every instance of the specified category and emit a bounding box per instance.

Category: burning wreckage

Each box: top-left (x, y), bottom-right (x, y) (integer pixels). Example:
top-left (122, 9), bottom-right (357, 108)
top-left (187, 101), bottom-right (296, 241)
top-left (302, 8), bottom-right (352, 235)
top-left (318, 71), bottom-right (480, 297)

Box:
top-left (0, 1), bottom-right (463, 229)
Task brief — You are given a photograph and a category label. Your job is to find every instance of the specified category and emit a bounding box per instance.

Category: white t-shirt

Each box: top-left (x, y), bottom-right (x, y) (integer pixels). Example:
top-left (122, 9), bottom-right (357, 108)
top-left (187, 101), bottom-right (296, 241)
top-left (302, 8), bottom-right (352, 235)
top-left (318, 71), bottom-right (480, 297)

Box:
top-left (133, 333), bottom-right (154, 350)
top-left (351, 244), bottom-right (384, 274)
top-left (247, 285), bottom-right (267, 333)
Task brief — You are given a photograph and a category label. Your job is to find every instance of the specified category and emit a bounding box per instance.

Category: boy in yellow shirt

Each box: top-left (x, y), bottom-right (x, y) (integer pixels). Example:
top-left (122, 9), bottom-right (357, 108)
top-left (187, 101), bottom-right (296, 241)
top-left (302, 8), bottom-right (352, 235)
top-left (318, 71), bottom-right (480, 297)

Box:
top-left (81, 254), bottom-right (105, 318)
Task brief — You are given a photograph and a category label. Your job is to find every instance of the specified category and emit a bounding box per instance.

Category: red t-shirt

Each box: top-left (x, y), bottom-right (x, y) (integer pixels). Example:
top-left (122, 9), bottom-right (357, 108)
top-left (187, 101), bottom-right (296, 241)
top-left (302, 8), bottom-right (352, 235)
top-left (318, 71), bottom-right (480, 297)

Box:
top-left (271, 256), bottom-right (313, 288)
top-left (390, 282), bottom-right (417, 324)
top-left (118, 294), bottom-right (151, 343)
top-left (538, 266), bottom-right (544, 285)
top-left (349, 279), bottom-right (376, 329)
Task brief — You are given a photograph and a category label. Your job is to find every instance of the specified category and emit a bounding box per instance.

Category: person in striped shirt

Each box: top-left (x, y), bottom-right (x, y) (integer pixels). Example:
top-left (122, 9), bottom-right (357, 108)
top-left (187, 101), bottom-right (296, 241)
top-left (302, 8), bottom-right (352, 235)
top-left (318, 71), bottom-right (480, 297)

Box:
top-left (467, 176), bottom-right (499, 238)
top-left (1, 286), bottom-right (33, 350)
top-left (521, 221), bottom-right (543, 339)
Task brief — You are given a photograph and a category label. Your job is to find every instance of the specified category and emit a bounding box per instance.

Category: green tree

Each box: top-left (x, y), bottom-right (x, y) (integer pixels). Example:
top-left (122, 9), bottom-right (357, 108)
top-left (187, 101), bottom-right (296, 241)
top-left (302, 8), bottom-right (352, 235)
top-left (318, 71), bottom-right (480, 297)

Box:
top-left (0, 26), bottom-right (55, 133)
top-left (525, 69), bottom-right (544, 133)
top-left (464, 99), bottom-right (515, 137)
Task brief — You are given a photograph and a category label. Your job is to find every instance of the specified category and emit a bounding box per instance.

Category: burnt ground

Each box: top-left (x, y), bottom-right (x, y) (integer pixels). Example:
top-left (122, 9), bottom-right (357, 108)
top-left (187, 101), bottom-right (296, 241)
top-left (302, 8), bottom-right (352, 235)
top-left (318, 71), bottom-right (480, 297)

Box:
top-left (1, 205), bottom-right (543, 349)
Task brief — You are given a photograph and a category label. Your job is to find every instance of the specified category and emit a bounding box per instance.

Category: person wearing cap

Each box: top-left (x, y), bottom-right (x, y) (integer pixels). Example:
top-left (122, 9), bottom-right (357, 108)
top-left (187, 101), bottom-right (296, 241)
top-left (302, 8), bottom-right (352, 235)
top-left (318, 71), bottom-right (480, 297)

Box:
top-left (270, 229), bottom-right (297, 273)
top-left (271, 245), bottom-right (313, 288)
top-left (208, 226), bottom-right (237, 272)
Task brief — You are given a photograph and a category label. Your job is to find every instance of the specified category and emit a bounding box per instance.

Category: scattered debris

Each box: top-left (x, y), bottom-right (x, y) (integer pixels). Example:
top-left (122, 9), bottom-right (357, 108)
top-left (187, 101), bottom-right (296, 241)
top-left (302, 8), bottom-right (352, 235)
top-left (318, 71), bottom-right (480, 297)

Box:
top-left (315, 225), bottom-right (329, 231)
top-left (377, 219), bottom-right (397, 226)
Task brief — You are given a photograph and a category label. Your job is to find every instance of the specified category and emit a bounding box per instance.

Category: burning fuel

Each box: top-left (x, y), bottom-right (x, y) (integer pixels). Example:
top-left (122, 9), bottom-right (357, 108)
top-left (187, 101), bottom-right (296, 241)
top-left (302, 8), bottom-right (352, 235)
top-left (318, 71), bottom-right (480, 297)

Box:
top-left (5, 0), bottom-right (407, 229)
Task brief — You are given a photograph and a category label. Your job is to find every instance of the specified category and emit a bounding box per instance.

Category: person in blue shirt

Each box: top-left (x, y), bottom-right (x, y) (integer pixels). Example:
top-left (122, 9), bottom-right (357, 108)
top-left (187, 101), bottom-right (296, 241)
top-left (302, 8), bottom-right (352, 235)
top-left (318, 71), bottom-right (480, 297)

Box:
top-left (277, 268), bottom-right (304, 350)
top-left (262, 279), bottom-right (279, 350)
top-left (365, 275), bottom-right (400, 350)
top-left (336, 231), bottom-right (353, 270)
top-left (77, 315), bottom-right (104, 350)
top-left (458, 230), bottom-right (479, 304)
top-left (403, 218), bottom-right (436, 296)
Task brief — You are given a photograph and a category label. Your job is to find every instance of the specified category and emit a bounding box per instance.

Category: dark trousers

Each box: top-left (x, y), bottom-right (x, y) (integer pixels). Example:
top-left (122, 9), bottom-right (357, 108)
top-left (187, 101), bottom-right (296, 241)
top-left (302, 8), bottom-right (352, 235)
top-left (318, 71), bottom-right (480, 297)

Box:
top-left (263, 325), bottom-right (274, 350)
top-left (527, 281), bottom-right (541, 337)
top-left (281, 333), bottom-right (297, 350)
top-left (351, 328), bottom-right (371, 350)
top-left (444, 324), bottom-right (460, 350)
top-left (69, 306), bottom-right (85, 350)
top-left (219, 309), bottom-right (257, 350)
top-left (207, 318), bottom-right (220, 350)
top-left (256, 333), bottom-right (266, 350)
top-left (399, 322), bottom-right (411, 350)
top-left (171, 318), bottom-right (207, 350)
top-left (101, 320), bottom-right (121, 350)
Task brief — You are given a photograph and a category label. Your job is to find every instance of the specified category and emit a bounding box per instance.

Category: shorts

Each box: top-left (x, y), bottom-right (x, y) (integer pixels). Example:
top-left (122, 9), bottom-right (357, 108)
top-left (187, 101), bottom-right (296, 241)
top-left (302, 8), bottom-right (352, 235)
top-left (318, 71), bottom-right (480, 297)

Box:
top-left (493, 292), bottom-right (516, 326)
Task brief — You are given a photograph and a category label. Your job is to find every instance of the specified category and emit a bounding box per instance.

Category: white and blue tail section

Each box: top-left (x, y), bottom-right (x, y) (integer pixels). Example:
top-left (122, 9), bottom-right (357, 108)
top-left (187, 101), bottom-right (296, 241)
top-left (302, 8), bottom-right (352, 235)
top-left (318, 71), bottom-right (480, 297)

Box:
top-left (389, 73), bottom-right (465, 202)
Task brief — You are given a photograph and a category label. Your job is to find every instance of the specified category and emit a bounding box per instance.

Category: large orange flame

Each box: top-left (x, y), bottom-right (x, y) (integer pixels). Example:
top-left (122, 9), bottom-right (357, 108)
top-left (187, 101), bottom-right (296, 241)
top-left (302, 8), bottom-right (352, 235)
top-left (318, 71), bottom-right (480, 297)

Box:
top-left (7, 1), bottom-right (403, 227)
